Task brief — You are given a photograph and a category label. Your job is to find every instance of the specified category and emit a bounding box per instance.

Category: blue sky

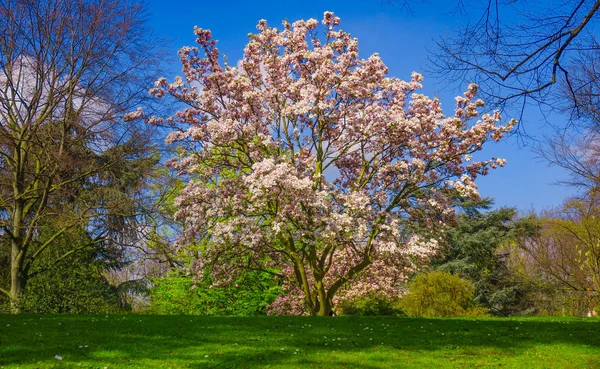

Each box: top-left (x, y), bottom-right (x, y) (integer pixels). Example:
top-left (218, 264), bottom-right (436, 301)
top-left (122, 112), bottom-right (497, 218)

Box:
top-left (146, 0), bottom-right (577, 211)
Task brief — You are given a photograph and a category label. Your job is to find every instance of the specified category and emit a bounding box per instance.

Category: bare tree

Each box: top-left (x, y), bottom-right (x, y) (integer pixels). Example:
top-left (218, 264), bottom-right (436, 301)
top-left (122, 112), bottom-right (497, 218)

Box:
top-left (540, 131), bottom-right (600, 190)
top-left (0, 0), bottom-right (163, 313)
top-left (512, 195), bottom-right (600, 314)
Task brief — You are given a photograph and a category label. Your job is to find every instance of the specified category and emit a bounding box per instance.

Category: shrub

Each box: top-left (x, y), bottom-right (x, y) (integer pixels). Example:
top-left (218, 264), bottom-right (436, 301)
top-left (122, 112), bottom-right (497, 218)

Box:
top-left (399, 271), bottom-right (488, 317)
top-left (147, 271), bottom-right (282, 316)
top-left (147, 277), bottom-right (202, 315)
top-left (21, 250), bottom-right (126, 314)
top-left (338, 293), bottom-right (404, 316)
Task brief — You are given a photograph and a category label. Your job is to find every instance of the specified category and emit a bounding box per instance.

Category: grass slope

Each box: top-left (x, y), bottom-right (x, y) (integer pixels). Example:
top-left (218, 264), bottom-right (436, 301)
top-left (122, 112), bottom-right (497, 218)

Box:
top-left (0, 315), bottom-right (598, 368)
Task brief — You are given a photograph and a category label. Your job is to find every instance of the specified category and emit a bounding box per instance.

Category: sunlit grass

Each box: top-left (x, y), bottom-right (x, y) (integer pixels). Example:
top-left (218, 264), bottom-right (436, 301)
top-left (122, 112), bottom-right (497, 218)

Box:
top-left (0, 315), bottom-right (598, 368)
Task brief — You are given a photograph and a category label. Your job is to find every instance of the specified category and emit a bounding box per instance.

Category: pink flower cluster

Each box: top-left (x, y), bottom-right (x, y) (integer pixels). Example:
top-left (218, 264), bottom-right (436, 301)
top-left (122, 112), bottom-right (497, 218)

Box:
top-left (155, 12), bottom-right (515, 315)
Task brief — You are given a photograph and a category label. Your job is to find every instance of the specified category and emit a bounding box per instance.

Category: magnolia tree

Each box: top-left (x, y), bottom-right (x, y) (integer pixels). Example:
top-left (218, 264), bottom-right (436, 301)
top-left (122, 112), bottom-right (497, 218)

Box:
top-left (151, 12), bottom-right (515, 316)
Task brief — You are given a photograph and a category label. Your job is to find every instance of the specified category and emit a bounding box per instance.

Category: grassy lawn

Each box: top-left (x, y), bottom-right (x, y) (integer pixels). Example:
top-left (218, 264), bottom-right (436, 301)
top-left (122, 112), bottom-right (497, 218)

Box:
top-left (0, 315), bottom-right (598, 368)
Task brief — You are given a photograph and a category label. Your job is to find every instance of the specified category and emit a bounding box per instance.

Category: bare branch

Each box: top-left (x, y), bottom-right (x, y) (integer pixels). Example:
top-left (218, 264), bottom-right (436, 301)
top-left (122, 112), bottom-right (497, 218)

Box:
top-left (429, 0), bottom-right (600, 129)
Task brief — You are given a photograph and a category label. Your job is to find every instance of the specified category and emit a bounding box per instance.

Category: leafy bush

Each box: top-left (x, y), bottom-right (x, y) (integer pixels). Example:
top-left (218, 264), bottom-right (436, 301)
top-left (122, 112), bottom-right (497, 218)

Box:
top-left (147, 271), bottom-right (282, 316)
top-left (146, 277), bottom-right (201, 315)
top-left (337, 293), bottom-right (404, 316)
top-left (0, 238), bottom-right (9, 313)
top-left (22, 248), bottom-right (126, 314)
top-left (1, 225), bottom-right (129, 314)
top-left (399, 271), bottom-right (488, 317)
top-left (0, 297), bottom-right (8, 314)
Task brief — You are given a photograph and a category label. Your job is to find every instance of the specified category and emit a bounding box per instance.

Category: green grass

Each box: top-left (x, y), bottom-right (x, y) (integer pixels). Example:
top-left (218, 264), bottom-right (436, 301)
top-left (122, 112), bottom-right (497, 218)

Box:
top-left (0, 315), bottom-right (598, 368)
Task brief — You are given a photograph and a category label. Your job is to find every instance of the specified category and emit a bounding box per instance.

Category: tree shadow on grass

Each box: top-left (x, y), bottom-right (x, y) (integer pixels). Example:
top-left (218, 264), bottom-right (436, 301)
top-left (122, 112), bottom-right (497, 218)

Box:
top-left (0, 315), bottom-right (598, 368)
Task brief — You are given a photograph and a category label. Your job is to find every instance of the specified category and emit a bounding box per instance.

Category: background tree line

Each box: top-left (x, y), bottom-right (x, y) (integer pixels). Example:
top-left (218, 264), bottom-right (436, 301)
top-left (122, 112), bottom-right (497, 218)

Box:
top-left (1, 0), bottom-right (599, 317)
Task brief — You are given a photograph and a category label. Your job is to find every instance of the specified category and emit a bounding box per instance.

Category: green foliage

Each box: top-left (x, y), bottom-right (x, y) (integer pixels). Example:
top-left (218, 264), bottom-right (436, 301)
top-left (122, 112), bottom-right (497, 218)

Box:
top-left (20, 246), bottom-right (126, 314)
top-left (147, 272), bottom-right (281, 316)
top-left (0, 238), bottom-right (9, 311)
top-left (338, 293), bottom-right (404, 316)
top-left (436, 199), bottom-right (535, 316)
top-left (442, 201), bottom-right (514, 274)
top-left (400, 271), bottom-right (487, 317)
top-left (22, 259), bottom-right (124, 314)
top-left (146, 277), bottom-right (199, 315)
top-left (0, 228), bottom-right (129, 314)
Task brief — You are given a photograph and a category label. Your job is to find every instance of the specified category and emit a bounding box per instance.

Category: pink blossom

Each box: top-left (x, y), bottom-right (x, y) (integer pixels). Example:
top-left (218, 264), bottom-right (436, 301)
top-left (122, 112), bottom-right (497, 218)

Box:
top-left (154, 13), bottom-right (514, 316)
top-left (123, 107), bottom-right (143, 122)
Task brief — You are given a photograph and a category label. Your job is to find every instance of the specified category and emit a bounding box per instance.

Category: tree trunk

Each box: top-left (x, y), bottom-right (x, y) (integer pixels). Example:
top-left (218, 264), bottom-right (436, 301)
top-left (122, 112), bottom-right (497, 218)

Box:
top-left (315, 281), bottom-right (333, 317)
top-left (317, 298), bottom-right (332, 316)
top-left (9, 241), bottom-right (26, 314)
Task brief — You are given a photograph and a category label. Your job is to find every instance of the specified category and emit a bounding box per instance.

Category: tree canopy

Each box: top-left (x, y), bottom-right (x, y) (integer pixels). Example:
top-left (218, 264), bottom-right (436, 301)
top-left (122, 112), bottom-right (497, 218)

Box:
top-left (0, 0), bottom-right (162, 313)
top-left (154, 12), bottom-right (515, 316)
